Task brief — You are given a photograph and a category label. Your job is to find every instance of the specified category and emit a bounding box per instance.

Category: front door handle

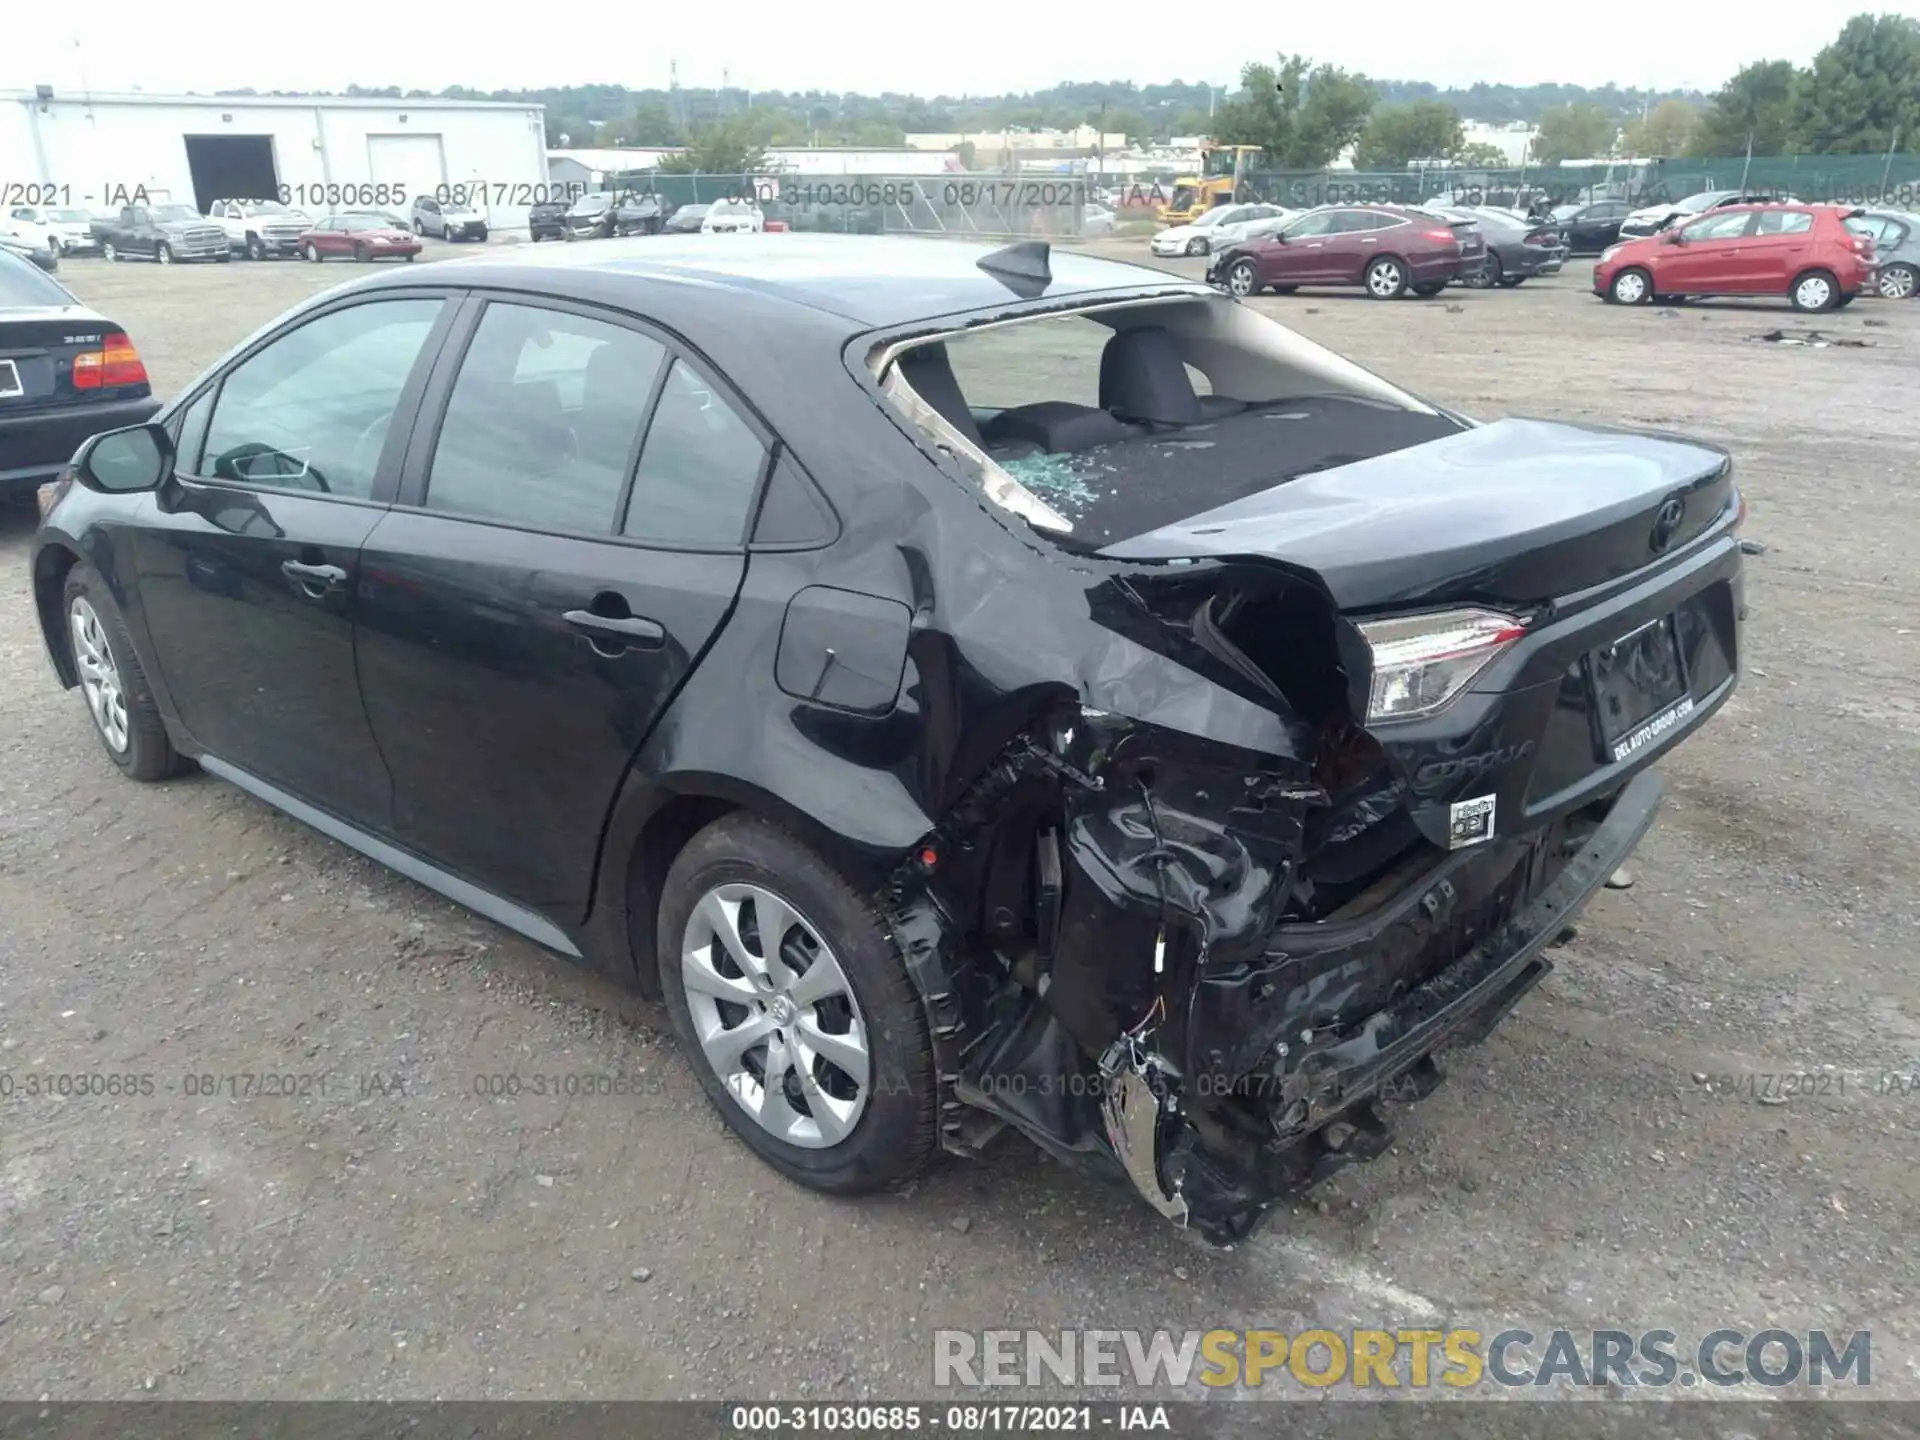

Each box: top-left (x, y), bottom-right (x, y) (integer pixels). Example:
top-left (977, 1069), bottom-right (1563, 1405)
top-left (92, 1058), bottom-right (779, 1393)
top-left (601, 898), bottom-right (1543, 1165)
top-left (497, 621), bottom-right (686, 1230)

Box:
top-left (564, 610), bottom-right (665, 645)
top-left (282, 559), bottom-right (345, 590)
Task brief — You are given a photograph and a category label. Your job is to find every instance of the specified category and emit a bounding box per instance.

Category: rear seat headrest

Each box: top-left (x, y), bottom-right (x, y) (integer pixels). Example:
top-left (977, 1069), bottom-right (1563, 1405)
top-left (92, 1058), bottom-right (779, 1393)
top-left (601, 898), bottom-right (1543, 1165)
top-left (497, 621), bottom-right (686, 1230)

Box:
top-left (1100, 325), bottom-right (1202, 426)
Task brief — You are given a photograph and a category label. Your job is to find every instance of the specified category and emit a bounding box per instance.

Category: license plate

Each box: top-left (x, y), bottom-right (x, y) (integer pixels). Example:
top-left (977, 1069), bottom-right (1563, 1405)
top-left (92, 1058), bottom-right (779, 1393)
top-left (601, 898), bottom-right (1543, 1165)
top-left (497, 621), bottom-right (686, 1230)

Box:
top-left (0, 359), bottom-right (21, 399)
top-left (1588, 614), bottom-right (1692, 763)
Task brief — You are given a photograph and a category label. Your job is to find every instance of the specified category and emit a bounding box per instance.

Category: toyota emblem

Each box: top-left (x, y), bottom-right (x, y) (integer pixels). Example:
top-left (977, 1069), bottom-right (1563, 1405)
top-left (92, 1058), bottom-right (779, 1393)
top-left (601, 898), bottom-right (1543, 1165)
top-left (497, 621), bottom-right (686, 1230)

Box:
top-left (1650, 496), bottom-right (1686, 553)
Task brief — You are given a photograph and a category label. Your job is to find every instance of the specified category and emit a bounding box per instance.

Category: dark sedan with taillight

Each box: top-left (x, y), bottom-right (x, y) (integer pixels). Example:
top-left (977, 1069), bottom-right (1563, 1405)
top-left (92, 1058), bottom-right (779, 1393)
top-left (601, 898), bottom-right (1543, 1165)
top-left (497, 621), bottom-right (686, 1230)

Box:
top-left (0, 250), bottom-right (158, 499)
top-left (1429, 205), bottom-right (1569, 288)
top-left (1208, 205), bottom-right (1468, 299)
top-left (297, 215), bottom-right (423, 263)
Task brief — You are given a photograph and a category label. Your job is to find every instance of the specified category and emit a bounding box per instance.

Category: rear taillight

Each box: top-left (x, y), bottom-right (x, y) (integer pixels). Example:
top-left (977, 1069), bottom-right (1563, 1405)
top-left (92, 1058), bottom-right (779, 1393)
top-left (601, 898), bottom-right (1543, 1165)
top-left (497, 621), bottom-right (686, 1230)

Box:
top-left (1424, 227), bottom-right (1457, 243)
top-left (1357, 608), bottom-right (1528, 723)
top-left (72, 333), bottom-right (148, 390)
top-left (1851, 234), bottom-right (1875, 258)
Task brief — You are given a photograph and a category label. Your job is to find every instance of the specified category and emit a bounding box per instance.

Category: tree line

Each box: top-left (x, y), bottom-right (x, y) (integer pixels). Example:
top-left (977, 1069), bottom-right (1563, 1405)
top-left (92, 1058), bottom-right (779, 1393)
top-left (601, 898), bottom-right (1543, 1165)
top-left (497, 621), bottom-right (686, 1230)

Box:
top-left (1213, 14), bottom-right (1918, 169)
top-left (213, 13), bottom-right (1917, 172)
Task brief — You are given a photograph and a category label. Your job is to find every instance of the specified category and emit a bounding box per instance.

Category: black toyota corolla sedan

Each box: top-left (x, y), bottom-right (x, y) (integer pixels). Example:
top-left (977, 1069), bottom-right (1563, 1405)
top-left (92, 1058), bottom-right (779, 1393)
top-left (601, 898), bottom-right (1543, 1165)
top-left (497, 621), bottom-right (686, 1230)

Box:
top-left (30, 235), bottom-right (1744, 1242)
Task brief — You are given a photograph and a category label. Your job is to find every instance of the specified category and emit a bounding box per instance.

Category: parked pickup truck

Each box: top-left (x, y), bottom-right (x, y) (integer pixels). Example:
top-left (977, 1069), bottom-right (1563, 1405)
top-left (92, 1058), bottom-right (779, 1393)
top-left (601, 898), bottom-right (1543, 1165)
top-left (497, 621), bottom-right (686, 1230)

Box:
top-left (206, 198), bottom-right (313, 259)
top-left (95, 204), bottom-right (230, 265)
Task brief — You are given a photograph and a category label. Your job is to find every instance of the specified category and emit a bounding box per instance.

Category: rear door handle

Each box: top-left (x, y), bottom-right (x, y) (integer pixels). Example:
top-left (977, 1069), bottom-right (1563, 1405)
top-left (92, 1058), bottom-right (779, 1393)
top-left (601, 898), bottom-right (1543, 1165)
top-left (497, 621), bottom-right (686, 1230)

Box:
top-left (281, 559), bottom-right (345, 587)
top-left (564, 610), bottom-right (665, 645)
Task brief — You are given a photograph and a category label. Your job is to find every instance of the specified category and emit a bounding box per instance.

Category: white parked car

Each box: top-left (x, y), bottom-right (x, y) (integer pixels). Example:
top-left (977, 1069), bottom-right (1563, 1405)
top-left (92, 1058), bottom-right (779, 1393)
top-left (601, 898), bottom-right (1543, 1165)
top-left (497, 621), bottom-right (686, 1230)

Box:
top-left (4, 203), bottom-right (101, 255)
top-left (1150, 203), bottom-right (1293, 257)
top-left (1080, 203), bottom-right (1118, 238)
top-left (206, 199), bottom-right (314, 260)
top-left (700, 199), bottom-right (765, 234)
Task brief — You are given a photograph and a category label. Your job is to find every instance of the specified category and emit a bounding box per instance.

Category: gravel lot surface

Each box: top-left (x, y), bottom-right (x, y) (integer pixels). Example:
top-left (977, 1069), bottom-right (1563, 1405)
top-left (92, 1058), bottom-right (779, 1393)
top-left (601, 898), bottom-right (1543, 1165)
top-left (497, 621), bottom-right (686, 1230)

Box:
top-left (1, 238), bottom-right (1916, 1410)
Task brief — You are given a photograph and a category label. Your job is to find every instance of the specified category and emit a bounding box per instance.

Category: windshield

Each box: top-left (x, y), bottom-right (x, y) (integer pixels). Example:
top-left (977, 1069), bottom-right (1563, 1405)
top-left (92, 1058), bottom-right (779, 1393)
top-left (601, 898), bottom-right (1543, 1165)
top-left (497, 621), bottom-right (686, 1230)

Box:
top-left (0, 249), bottom-right (74, 305)
top-left (708, 199), bottom-right (755, 214)
top-left (245, 201), bottom-right (292, 215)
top-left (1169, 184), bottom-right (1198, 212)
top-left (49, 208), bottom-right (93, 223)
top-left (153, 205), bottom-right (201, 222)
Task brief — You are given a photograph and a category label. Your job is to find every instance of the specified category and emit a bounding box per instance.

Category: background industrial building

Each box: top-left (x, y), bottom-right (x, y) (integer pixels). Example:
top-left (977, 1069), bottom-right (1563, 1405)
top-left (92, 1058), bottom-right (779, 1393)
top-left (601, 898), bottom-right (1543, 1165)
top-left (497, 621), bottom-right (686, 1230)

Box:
top-left (2, 88), bottom-right (548, 228)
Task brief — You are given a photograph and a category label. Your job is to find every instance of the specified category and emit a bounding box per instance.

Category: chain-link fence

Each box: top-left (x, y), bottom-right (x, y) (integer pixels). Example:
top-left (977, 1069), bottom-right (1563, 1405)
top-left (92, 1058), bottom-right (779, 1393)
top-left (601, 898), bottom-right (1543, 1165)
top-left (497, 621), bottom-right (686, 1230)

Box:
top-left (1222, 156), bottom-right (1920, 212)
top-left (599, 170), bottom-right (1093, 238)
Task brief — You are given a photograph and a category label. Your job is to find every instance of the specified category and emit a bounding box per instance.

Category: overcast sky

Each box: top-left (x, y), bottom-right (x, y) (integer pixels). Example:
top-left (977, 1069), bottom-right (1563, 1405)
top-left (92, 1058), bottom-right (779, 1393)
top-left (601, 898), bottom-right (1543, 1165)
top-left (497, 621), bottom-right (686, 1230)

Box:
top-left (11, 3), bottom-right (1916, 101)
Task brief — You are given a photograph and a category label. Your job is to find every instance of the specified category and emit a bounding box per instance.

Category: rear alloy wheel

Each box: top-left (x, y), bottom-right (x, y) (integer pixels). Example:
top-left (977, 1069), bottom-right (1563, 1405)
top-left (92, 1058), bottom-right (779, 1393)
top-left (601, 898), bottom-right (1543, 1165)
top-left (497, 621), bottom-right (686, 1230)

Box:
top-left (1364, 256), bottom-right (1408, 299)
top-left (63, 569), bottom-right (188, 782)
top-left (658, 814), bottom-right (936, 1194)
top-left (155, 243), bottom-right (173, 265)
top-left (1608, 267), bottom-right (1652, 305)
top-left (1790, 269), bottom-right (1838, 313)
top-left (305, 242), bottom-right (323, 263)
top-left (1878, 263), bottom-right (1916, 300)
top-left (1466, 253), bottom-right (1501, 289)
top-left (1225, 258), bottom-right (1259, 297)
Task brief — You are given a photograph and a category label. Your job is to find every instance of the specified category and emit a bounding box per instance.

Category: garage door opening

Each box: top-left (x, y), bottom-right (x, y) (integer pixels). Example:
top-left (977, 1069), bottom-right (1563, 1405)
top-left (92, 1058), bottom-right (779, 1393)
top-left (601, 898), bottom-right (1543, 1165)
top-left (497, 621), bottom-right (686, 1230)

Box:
top-left (185, 135), bottom-right (279, 213)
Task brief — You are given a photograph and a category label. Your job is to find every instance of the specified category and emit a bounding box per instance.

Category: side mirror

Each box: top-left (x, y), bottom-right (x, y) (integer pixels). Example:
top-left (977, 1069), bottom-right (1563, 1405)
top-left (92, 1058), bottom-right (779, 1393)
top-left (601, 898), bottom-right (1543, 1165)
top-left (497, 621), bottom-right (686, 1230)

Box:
top-left (71, 421), bottom-right (173, 495)
top-left (1661, 229), bottom-right (1684, 245)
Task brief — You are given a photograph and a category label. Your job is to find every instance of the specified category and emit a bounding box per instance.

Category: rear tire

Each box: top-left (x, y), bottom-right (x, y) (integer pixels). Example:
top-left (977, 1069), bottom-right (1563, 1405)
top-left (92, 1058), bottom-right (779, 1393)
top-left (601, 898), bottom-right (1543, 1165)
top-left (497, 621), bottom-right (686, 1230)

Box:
top-left (1186, 236), bottom-right (1208, 256)
top-left (305, 242), bottom-right (323, 263)
top-left (1877, 263), bottom-right (1916, 300)
top-left (1790, 268), bottom-right (1838, 312)
top-left (1465, 253), bottom-right (1500, 289)
top-left (62, 566), bottom-right (189, 783)
top-left (1497, 275), bottom-right (1525, 288)
top-left (1364, 256), bottom-right (1408, 299)
top-left (657, 813), bottom-right (936, 1196)
top-left (1608, 266), bottom-right (1652, 305)
top-left (1410, 281), bottom-right (1446, 297)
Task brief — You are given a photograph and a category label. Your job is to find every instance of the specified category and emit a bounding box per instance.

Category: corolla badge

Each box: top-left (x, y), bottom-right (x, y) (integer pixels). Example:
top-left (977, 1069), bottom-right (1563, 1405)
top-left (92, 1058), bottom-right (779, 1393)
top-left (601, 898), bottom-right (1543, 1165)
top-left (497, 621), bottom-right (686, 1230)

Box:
top-left (1650, 496), bottom-right (1687, 554)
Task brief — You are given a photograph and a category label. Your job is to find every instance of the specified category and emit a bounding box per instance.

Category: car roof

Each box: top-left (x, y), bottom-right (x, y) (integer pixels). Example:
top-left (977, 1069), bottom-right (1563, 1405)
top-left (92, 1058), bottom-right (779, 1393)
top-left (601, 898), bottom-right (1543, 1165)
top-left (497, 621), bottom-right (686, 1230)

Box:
top-left (358, 233), bottom-right (1206, 327)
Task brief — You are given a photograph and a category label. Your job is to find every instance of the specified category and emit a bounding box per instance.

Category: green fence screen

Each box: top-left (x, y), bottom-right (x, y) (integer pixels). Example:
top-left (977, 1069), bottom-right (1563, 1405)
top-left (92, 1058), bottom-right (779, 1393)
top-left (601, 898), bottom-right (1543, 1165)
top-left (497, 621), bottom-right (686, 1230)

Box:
top-left (600, 170), bottom-right (1092, 237)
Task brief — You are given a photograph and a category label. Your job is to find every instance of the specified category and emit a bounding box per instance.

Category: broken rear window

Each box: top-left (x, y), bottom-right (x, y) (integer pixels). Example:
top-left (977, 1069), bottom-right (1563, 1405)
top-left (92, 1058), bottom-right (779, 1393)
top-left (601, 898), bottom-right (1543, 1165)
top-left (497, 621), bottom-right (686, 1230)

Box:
top-left (874, 296), bottom-right (1466, 550)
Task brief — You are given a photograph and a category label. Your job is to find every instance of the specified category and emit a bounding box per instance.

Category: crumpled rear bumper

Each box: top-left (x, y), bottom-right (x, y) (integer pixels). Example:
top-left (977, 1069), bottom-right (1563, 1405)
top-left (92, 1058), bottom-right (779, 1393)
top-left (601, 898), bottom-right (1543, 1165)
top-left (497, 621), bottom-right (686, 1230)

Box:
top-left (1129, 768), bottom-right (1665, 1243)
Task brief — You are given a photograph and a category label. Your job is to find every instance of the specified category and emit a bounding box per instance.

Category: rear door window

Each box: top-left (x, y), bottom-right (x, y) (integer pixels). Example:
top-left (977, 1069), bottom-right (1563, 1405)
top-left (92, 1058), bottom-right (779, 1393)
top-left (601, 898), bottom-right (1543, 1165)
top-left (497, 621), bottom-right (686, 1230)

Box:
top-left (1756, 211), bottom-right (1814, 236)
top-left (619, 359), bottom-right (768, 546)
top-left (423, 302), bottom-right (668, 533)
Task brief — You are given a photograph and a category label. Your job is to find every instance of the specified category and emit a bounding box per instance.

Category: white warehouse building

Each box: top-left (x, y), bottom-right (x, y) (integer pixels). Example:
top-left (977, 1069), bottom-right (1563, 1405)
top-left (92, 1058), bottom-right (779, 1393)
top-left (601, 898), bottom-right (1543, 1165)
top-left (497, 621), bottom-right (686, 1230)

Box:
top-left (2, 88), bottom-right (550, 231)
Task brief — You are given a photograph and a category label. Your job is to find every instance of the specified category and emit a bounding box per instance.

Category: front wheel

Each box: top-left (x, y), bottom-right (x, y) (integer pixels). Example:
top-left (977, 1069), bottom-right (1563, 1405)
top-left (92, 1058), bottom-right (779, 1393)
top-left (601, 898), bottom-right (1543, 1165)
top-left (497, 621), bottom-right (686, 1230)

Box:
top-left (1224, 258), bottom-right (1259, 297)
top-left (102, 241), bottom-right (118, 262)
top-left (155, 243), bottom-right (173, 265)
top-left (246, 236), bottom-right (266, 261)
top-left (1465, 254), bottom-right (1500, 289)
top-left (1364, 256), bottom-right (1408, 299)
top-left (1878, 263), bottom-right (1917, 300)
top-left (657, 813), bottom-right (937, 1195)
top-left (1607, 266), bottom-right (1653, 305)
top-left (62, 568), bottom-right (189, 782)
top-left (305, 242), bottom-right (323, 263)
top-left (1186, 237), bottom-right (1208, 256)
top-left (1790, 268), bottom-right (1838, 312)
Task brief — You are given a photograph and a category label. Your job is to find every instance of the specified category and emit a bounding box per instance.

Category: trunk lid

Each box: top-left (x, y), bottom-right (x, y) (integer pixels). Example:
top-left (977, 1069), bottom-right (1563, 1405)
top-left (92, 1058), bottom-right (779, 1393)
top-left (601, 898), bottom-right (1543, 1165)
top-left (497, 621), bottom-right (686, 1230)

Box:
top-left (0, 307), bottom-right (119, 408)
top-left (1097, 417), bottom-right (1733, 610)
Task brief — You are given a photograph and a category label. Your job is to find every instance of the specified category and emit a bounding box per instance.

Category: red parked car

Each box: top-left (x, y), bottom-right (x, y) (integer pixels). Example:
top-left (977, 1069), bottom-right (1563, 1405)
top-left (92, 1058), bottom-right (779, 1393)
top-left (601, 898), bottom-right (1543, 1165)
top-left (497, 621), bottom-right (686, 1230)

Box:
top-left (297, 214), bottom-right (422, 263)
top-left (1593, 204), bottom-right (1875, 312)
top-left (1206, 205), bottom-right (1466, 299)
